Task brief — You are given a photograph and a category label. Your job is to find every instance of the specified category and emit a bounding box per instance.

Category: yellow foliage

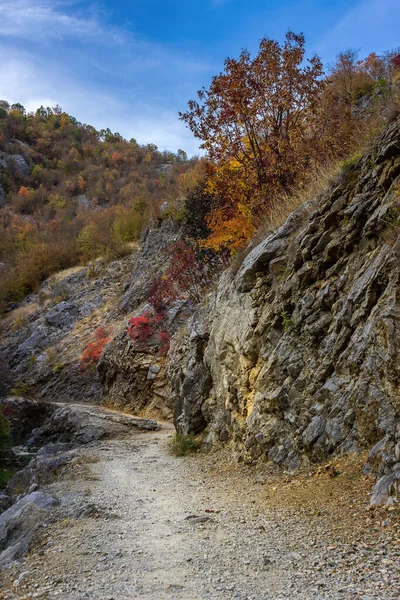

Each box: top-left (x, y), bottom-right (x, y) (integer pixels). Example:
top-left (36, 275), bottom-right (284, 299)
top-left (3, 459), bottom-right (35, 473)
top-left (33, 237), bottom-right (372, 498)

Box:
top-left (202, 207), bottom-right (255, 254)
top-left (49, 193), bottom-right (67, 210)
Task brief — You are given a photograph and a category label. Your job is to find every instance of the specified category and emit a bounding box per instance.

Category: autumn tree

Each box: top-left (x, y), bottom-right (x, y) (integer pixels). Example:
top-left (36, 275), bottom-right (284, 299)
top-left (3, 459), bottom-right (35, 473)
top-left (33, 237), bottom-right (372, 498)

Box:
top-left (179, 31), bottom-right (325, 253)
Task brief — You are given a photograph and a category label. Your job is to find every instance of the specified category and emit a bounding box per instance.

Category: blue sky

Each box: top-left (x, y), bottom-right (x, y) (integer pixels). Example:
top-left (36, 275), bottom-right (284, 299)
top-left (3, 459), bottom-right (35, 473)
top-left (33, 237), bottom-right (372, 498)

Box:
top-left (0, 0), bottom-right (399, 155)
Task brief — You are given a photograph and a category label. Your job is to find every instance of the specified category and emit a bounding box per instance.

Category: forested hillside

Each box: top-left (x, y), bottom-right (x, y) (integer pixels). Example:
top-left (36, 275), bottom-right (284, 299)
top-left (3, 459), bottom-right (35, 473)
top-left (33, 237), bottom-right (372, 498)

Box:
top-left (0, 103), bottom-right (196, 308)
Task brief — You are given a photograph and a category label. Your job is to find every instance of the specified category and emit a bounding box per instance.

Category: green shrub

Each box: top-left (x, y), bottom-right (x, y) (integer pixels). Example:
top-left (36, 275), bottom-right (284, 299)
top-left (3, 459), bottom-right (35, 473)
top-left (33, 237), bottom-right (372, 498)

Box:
top-left (281, 310), bottom-right (293, 332)
top-left (0, 411), bottom-right (10, 450)
top-left (339, 151), bottom-right (363, 176)
top-left (0, 466), bottom-right (17, 489)
top-left (11, 381), bottom-right (29, 397)
top-left (168, 433), bottom-right (200, 457)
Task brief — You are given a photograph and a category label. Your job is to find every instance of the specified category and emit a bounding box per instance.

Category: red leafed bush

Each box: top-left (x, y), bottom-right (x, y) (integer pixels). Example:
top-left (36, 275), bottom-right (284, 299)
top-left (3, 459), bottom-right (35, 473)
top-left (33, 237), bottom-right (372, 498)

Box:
top-left (147, 277), bottom-right (172, 314)
top-left (127, 311), bottom-right (170, 354)
top-left (80, 326), bottom-right (110, 370)
top-left (127, 241), bottom-right (212, 356)
top-left (158, 331), bottom-right (170, 354)
top-left (148, 241), bottom-right (211, 313)
top-left (391, 54), bottom-right (400, 69)
top-left (127, 311), bottom-right (162, 343)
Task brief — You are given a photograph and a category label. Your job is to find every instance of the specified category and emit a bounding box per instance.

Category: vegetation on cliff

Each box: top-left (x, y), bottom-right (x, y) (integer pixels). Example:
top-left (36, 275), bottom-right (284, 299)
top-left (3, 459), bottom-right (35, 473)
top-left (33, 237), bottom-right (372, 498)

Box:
top-left (2, 35), bottom-right (399, 313)
top-left (180, 34), bottom-right (400, 255)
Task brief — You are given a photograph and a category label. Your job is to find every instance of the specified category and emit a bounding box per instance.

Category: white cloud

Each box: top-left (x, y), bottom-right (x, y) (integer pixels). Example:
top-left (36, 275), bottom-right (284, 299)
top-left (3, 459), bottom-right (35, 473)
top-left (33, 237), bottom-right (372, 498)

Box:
top-left (315, 0), bottom-right (400, 59)
top-left (0, 0), bottom-right (125, 44)
top-left (0, 1), bottom-right (206, 154)
top-left (0, 47), bottom-right (200, 154)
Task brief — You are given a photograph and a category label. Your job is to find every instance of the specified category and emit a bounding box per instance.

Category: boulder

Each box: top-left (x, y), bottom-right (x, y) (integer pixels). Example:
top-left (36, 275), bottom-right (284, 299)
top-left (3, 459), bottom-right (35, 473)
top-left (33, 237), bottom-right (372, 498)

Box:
top-left (6, 154), bottom-right (30, 177)
top-left (0, 492), bottom-right (11, 514)
top-left (76, 193), bottom-right (90, 209)
top-left (45, 301), bottom-right (79, 329)
top-left (370, 465), bottom-right (400, 505)
top-left (0, 491), bottom-right (58, 567)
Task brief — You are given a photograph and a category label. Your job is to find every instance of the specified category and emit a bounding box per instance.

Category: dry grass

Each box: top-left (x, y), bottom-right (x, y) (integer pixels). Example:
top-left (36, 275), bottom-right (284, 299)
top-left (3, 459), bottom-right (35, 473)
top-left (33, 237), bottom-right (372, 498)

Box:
top-left (1, 302), bottom-right (40, 330)
top-left (51, 264), bottom-right (85, 283)
top-left (255, 162), bottom-right (340, 242)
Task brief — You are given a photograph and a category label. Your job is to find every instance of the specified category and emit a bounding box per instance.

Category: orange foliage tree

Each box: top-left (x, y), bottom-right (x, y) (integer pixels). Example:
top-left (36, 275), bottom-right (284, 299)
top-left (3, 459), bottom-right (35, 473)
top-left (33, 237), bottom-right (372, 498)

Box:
top-left (180, 31), bottom-right (325, 253)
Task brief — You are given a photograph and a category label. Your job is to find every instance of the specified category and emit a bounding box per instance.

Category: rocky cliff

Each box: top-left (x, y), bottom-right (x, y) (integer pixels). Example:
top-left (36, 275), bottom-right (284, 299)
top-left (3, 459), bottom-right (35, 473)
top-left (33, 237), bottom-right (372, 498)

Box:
top-left (168, 118), bottom-right (400, 503)
top-left (0, 255), bottom-right (136, 404)
top-left (98, 220), bottom-right (191, 419)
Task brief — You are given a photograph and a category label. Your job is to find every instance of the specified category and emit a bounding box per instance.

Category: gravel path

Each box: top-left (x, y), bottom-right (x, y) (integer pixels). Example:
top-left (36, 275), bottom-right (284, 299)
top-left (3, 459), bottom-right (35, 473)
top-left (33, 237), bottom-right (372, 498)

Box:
top-left (1, 425), bottom-right (399, 599)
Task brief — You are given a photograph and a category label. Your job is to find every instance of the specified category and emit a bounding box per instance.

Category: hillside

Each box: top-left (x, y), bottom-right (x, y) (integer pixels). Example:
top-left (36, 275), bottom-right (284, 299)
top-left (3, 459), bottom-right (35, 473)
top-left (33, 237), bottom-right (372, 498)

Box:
top-left (0, 102), bottom-right (196, 308)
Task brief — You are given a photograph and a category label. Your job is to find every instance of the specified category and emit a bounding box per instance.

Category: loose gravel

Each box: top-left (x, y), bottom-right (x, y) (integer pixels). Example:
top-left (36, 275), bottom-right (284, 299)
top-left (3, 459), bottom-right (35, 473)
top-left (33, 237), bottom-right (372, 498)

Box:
top-left (1, 426), bottom-right (399, 599)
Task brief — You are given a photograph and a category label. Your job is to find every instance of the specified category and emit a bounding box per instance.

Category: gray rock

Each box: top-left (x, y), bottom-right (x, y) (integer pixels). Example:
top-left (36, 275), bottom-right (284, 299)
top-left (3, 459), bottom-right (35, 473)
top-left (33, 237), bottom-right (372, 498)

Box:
top-left (0, 492), bottom-right (11, 514)
top-left (303, 417), bottom-right (327, 446)
top-left (147, 363), bottom-right (161, 380)
top-left (0, 252), bottom-right (135, 406)
top-left (156, 163), bottom-right (172, 173)
top-left (120, 219), bottom-right (182, 313)
top-left (167, 116), bottom-right (400, 502)
top-left (76, 193), bottom-right (90, 209)
top-left (0, 491), bottom-right (58, 566)
top-left (370, 465), bottom-right (400, 505)
top-left (37, 442), bottom-right (75, 457)
top-left (98, 219), bottom-right (190, 419)
top-left (6, 153), bottom-right (30, 177)
top-left (235, 237), bottom-right (286, 292)
top-left (45, 301), bottom-right (79, 329)
top-left (6, 467), bottom-right (32, 496)
top-left (26, 405), bottom-right (160, 451)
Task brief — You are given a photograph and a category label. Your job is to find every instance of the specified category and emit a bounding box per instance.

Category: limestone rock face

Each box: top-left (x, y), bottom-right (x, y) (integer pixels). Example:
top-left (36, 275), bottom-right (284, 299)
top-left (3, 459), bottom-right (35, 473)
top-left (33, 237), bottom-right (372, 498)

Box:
top-left (119, 220), bottom-right (182, 314)
top-left (3, 152), bottom-right (30, 178)
top-left (75, 193), bottom-right (90, 209)
top-left (167, 308), bottom-right (212, 434)
top-left (98, 328), bottom-right (173, 419)
top-left (168, 118), bottom-right (400, 499)
top-left (98, 220), bottom-right (190, 419)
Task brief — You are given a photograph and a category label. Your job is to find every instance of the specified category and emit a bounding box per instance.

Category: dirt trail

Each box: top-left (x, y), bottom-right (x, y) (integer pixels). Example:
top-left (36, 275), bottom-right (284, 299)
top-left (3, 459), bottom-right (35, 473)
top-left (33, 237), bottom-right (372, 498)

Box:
top-left (2, 421), bottom-right (400, 600)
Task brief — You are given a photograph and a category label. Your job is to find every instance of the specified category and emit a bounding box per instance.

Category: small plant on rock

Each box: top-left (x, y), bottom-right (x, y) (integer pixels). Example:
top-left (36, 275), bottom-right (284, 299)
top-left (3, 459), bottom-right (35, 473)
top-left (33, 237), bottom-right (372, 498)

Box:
top-left (28, 355), bottom-right (36, 369)
top-left (168, 433), bottom-right (200, 457)
top-left (11, 381), bottom-right (29, 397)
top-left (127, 311), bottom-right (170, 354)
top-left (281, 311), bottom-right (293, 332)
top-left (80, 326), bottom-right (110, 370)
top-left (127, 311), bottom-right (162, 343)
